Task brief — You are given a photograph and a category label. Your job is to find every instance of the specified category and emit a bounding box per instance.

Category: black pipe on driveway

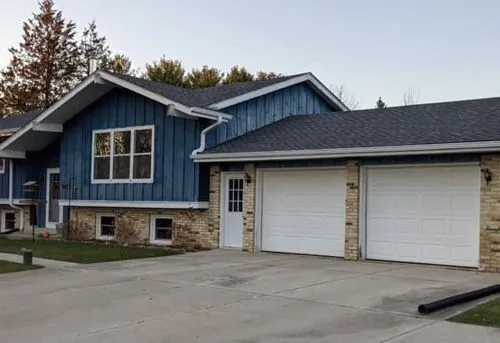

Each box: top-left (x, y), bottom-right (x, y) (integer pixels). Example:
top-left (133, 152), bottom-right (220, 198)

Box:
top-left (418, 284), bottom-right (500, 314)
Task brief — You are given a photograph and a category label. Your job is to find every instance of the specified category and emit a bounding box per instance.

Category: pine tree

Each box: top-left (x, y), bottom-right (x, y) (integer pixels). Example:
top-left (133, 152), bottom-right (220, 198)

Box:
top-left (145, 57), bottom-right (185, 86)
top-left (0, 0), bottom-right (81, 115)
top-left (80, 20), bottom-right (111, 76)
top-left (256, 71), bottom-right (281, 80)
top-left (376, 96), bottom-right (387, 108)
top-left (185, 66), bottom-right (224, 88)
top-left (223, 66), bottom-right (254, 85)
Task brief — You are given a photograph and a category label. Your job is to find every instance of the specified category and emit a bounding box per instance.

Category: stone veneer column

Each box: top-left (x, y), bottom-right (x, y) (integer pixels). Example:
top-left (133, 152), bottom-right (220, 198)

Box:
top-left (208, 164), bottom-right (221, 247)
top-left (242, 163), bottom-right (256, 251)
top-left (479, 154), bottom-right (500, 271)
top-left (344, 160), bottom-right (360, 260)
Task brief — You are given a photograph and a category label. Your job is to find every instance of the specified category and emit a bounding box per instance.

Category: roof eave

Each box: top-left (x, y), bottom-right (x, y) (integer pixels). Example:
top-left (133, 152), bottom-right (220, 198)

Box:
top-left (192, 141), bottom-right (500, 162)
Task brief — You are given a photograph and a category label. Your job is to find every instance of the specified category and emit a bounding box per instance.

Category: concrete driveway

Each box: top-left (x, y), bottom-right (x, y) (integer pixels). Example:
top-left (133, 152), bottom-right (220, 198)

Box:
top-left (0, 250), bottom-right (499, 342)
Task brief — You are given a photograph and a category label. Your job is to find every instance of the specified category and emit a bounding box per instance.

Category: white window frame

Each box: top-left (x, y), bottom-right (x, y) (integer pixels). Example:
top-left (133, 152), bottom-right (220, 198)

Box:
top-left (0, 159), bottom-right (6, 174)
top-left (91, 125), bottom-right (154, 184)
top-left (150, 215), bottom-right (173, 245)
top-left (96, 213), bottom-right (116, 240)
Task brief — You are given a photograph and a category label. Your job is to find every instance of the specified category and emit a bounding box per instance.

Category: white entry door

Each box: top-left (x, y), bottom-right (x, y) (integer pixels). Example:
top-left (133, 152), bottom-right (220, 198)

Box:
top-left (46, 168), bottom-right (62, 229)
top-left (221, 174), bottom-right (244, 248)
top-left (260, 169), bottom-right (346, 257)
top-left (365, 165), bottom-right (480, 267)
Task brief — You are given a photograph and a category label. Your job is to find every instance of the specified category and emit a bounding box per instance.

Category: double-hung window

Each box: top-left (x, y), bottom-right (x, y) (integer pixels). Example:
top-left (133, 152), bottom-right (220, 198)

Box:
top-left (92, 126), bottom-right (154, 183)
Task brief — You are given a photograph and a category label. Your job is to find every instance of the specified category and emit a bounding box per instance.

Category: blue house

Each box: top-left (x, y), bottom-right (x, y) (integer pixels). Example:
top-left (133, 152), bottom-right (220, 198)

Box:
top-left (0, 70), bottom-right (345, 247)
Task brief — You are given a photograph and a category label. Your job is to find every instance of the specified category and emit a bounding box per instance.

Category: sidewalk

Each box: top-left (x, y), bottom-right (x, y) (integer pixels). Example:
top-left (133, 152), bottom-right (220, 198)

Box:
top-left (0, 252), bottom-right (80, 268)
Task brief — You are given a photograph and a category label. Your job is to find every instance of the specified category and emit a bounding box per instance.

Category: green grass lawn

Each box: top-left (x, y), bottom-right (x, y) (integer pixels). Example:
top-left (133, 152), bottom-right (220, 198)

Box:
top-left (449, 297), bottom-right (500, 328)
top-left (0, 260), bottom-right (42, 274)
top-left (0, 238), bottom-right (182, 264)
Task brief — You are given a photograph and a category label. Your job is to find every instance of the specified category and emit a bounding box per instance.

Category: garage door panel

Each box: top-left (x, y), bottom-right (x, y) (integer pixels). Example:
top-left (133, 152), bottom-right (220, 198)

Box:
top-left (366, 165), bottom-right (480, 267)
top-left (261, 169), bottom-right (346, 257)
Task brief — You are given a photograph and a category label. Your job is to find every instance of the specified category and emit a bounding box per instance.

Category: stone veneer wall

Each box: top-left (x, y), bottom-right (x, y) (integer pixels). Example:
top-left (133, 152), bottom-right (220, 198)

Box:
top-left (479, 154), bottom-right (500, 271)
top-left (69, 207), bottom-right (216, 248)
top-left (242, 163), bottom-right (256, 251)
top-left (344, 160), bottom-right (360, 260)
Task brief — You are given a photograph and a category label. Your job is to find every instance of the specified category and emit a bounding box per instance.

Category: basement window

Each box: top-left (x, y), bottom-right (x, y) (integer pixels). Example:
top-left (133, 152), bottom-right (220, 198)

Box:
top-left (150, 216), bottom-right (173, 245)
top-left (96, 214), bottom-right (115, 240)
top-left (92, 126), bottom-right (154, 183)
top-left (1, 211), bottom-right (16, 232)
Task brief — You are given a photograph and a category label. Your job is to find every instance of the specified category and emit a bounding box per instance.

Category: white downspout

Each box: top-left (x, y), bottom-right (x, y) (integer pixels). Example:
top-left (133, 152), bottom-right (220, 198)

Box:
top-left (191, 116), bottom-right (223, 155)
top-left (8, 159), bottom-right (24, 231)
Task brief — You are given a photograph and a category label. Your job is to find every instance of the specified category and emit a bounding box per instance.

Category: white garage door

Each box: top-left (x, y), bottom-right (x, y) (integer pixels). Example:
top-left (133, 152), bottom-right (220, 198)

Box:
top-left (261, 169), bottom-right (346, 257)
top-left (366, 165), bottom-right (480, 267)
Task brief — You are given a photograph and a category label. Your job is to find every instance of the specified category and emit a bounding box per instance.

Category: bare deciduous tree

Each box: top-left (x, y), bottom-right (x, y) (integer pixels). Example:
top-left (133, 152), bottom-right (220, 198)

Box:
top-left (333, 84), bottom-right (359, 110)
top-left (403, 86), bottom-right (420, 105)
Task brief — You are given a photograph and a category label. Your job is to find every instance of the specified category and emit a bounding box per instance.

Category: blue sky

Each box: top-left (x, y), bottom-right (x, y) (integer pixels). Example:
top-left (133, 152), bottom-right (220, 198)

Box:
top-left (1, 0), bottom-right (499, 108)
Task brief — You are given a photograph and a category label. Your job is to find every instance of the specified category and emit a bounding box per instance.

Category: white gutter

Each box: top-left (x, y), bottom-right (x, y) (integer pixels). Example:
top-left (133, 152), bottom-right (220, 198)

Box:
top-left (8, 159), bottom-right (24, 231)
top-left (192, 141), bottom-right (500, 162)
top-left (191, 116), bottom-right (224, 156)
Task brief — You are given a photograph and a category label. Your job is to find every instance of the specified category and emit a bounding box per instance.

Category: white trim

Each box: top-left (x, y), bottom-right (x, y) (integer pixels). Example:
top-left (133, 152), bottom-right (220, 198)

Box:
top-left (219, 172), bottom-right (245, 248)
top-left (0, 75), bottom-right (97, 153)
top-left (149, 215), bottom-right (173, 245)
top-left (208, 73), bottom-right (349, 111)
top-left (32, 123), bottom-right (63, 132)
top-left (96, 213), bottom-right (116, 241)
top-left (0, 210), bottom-right (16, 232)
top-left (193, 141), bottom-right (500, 163)
top-left (58, 200), bottom-right (209, 209)
top-left (91, 125), bottom-right (155, 184)
top-left (45, 168), bottom-right (63, 229)
top-left (0, 150), bottom-right (25, 159)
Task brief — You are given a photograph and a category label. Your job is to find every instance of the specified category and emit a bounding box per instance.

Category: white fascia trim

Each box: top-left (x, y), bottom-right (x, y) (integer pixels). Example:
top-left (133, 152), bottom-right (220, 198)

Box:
top-left (98, 72), bottom-right (231, 121)
top-left (32, 123), bottom-right (63, 132)
top-left (0, 199), bottom-right (33, 205)
top-left (192, 141), bottom-right (500, 162)
top-left (0, 75), bottom-right (97, 153)
top-left (58, 200), bottom-right (209, 209)
top-left (0, 150), bottom-right (26, 159)
top-left (207, 73), bottom-right (349, 111)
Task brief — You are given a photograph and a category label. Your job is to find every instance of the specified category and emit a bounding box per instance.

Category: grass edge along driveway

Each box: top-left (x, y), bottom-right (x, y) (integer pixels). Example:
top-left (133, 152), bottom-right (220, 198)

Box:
top-left (0, 260), bottom-right (42, 274)
top-left (449, 296), bottom-right (500, 328)
top-left (0, 238), bottom-right (182, 264)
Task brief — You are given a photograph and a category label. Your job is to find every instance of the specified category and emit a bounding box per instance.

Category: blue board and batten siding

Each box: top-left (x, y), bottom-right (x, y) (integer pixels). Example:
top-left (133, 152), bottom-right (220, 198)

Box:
top-left (60, 89), bottom-right (202, 202)
top-left (207, 82), bottom-right (335, 147)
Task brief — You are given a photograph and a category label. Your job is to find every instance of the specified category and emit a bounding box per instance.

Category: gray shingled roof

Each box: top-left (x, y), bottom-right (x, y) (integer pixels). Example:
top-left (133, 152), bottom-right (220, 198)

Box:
top-left (204, 97), bottom-right (500, 154)
top-left (111, 73), bottom-right (307, 107)
top-left (0, 109), bottom-right (42, 131)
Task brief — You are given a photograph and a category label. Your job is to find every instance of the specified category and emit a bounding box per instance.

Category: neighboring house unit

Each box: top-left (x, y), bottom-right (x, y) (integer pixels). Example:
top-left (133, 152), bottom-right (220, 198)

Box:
top-left (0, 70), bottom-right (345, 245)
top-left (3, 70), bottom-right (500, 272)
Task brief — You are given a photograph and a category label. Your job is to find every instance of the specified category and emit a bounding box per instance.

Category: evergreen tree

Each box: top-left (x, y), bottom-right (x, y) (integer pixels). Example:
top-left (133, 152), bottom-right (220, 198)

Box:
top-left (185, 66), bottom-right (224, 88)
top-left (376, 96), bottom-right (387, 108)
top-left (0, 0), bottom-right (81, 115)
top-left (145, 57), bottom-right (185, 86)
top-left (80, 19), bottom-right (111, 76)
top-left (256, 71), bottom-right (281, 80)
top-left (223, 66), bottom-right (254, 85)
